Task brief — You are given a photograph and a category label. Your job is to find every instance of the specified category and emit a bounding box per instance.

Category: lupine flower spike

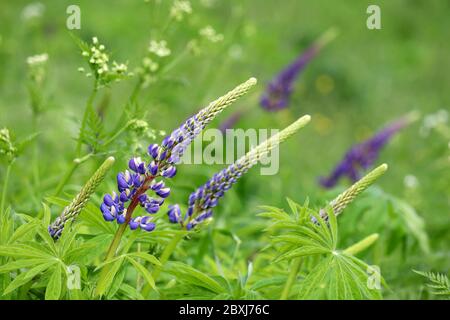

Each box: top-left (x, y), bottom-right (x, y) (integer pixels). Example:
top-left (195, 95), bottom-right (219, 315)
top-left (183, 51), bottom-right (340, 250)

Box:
top-left (319, 112), bottom-right (418, 188)
top-left (260, 28), bottom-right (338, 111)
top-left (48, 157), bottom-right (115, 239)
top-left (314, 163), bottom-right (388, 223)
top-left (168, 115), bottom-right (311, 230)
top-left (100, 78), bottom-right (257, 232)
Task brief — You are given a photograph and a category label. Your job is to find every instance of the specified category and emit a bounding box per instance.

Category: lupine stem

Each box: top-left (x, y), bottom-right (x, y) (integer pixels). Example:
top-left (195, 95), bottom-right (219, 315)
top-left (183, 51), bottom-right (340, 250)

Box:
top-left (343, 233), bottom-right (379, 256)
top-left (152, 232), bottom-right (184, 279)
top-left (141, 231), bottom-right (185, 297)
top-left (95, 175), bottom-right (154, 296)
top-left (0, 161), bottom-right (13, 214)
top-left (76, 83), bottom-right (98, 156)
top-left (280, 257), bottom-right (302, 300)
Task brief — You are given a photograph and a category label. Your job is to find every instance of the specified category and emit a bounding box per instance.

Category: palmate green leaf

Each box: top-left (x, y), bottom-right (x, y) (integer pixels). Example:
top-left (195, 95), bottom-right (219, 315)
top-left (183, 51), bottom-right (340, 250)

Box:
top-left (42, 203), bottom-right (52, 226)
top-left (45, 265), bottom-right (62, 300)
top-left (249, 276), bottom-right (287, 291)
top-left (0, 244), bottom-right (53, 259)
top-left (64, 234), bottom-right (112, 263)
top-left (258, 206), bottom-right (291, 222)
top-left (57, 222), bottom-right (79, 257)
top-left (78, 202), bottom-right (116, 235)
top-left (165, 261), bottom-right (227, 294)
top-left (298, 253), bottom-right (382, 300)
top-left (127, 252), bottom-right (161, 267)
top-left (107, 267), bottom-right (126, 299)
top-left (119, 283), bottom-right (145, 300)
top-left (0, 258), bottom-right (49, 273)
top-left (95, 257), bottom-right (124, 297)
top-left (274, 246), bottom-right (330, 263)
top-left (2, 260), bottom-right (56, 295)
top-left (8, 218), bottom-right (39, 244)
top-left (127, 257), bottom-right (157, 291)
top-left (3, 271), bottom-right (33, 296)
top-left (23, 260), bottom-right (58, 280)
top-left (37, 227), bottom-right (57, 256)
top-left (0, 207), bottom-right (14, 245)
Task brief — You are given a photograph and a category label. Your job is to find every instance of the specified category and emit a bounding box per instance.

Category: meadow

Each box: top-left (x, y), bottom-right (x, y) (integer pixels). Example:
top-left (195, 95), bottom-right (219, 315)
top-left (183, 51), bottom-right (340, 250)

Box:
top-left (0, 0), bottom-right (449, 300)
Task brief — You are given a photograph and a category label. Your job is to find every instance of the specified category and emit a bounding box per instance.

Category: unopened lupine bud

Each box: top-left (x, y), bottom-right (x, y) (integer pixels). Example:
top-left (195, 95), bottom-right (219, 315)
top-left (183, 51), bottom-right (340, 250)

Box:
top-left (169, 115), bottom-right (311, 229)
top-left (100, 78), bottom-right (257, 232)
top-left (316, 163), bottom-right (388, 223)
top-left (49, 157), bottom-right (115, 239)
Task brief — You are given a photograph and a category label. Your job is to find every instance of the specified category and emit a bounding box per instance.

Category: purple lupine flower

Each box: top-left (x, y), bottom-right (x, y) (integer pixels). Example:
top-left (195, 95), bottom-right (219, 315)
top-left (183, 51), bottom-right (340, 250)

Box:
top-left (99, 78), bottom-right (257, 232)
top-left (219, 110), bottom-right (244, 133)
top-left (167, 115), bottom-right (311, 230)
top-left (319, 116), bottom-right (412, 188)
top-left (260, 29), bottom-right (337, 111)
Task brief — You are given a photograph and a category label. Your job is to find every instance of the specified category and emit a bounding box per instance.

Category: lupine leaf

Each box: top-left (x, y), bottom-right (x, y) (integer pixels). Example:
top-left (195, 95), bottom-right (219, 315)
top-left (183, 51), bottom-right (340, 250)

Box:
top-left (127, 252), bottom-right (161, 267)
top-left (24, 260), bottom-right (58, 280)
top-left (3, 271), bottom-right (33, 295)
top-left (127, 257), bottom-right (156, 291)
top-left (94, 257), bottom-right (124, 296)
top-left (0, 244), bottom-right (53, 259)
top-left (0, 259), bottom-right (49, 273)
top-left (45, 265), bottom-right (62, 300)
top-left (165, 261), bottom-right (226, 294)
top-left (8, 219), bottom-right (39, 244)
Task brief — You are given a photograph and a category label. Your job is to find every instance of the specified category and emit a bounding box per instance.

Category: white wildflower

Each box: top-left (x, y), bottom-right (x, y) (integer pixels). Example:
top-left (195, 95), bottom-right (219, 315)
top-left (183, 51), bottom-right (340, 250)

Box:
top-left (21, 2), bottom-right (45, 20)
top-left (170, 0), bottom-right (192, 21)
top-left (148, 40), bottom-right (171, 57)
top-left (26, 53), bottom-right (48, 66)
top-left (404, 175), bottom-right (419, 189)
top-left (142, 57), bottom-right (159, 72)
top-left (112, 61), bottom-right (128, 73)
top-left (199, 26), bottom-right (224, 43)
top-left (420, 109), bottom-right (448, 137)
top-left (81, 36), bottom-right (130, 83)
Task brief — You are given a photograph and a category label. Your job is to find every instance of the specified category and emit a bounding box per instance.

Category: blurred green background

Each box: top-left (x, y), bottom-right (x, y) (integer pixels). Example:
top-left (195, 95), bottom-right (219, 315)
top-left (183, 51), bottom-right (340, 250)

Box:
top-left (0, 0), bottom-right (449, 299)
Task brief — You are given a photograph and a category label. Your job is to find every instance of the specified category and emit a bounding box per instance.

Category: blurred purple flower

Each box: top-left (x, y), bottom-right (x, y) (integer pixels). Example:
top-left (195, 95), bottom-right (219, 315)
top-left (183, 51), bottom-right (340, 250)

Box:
top-left (319, 116), bottom-right (413, 188)
top-left (219, 110), bottom-right (244, 133)
top-left (260, 29), bottom-right (337, 111)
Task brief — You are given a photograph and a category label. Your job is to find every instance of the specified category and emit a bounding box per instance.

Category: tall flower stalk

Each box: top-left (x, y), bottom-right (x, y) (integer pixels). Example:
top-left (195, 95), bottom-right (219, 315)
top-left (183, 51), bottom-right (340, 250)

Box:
top-left (168, 115), bottom-right (312, 229)
top-left (142, 115), bottom-right (311, 296)
top-left (48, 157), bottom-right (115, 239)
top-left (260, 28), bottom-right (337, 111)
top-left (95, 77), bottom-right (257, 296)
top-left (282, 164), bottom-right (388, 299)
top-left (316, 163), bottom-right (388, 222)
top-left (319, 113), bottom-right (417, 188)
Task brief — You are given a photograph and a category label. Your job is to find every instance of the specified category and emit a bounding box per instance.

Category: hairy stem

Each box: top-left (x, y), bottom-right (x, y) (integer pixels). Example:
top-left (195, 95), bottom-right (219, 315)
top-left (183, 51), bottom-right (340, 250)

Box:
top-left (280, 258), bottom-right (302, 300)
top-left (141, 232), bottom-right (185, 297)
top-left (76, 82), bottom-right (98, 156)
top-left (95, 175), bottom-right (154, 296)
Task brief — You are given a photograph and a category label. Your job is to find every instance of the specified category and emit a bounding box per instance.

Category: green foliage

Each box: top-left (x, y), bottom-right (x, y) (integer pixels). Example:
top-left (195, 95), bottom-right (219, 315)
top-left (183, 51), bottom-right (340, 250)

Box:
top-left (414, 270), bottom-right (450, 297)
top-left (0, 0), bottom-right (448, 301)
top-left (260, 199), bottom-right (383, 299)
